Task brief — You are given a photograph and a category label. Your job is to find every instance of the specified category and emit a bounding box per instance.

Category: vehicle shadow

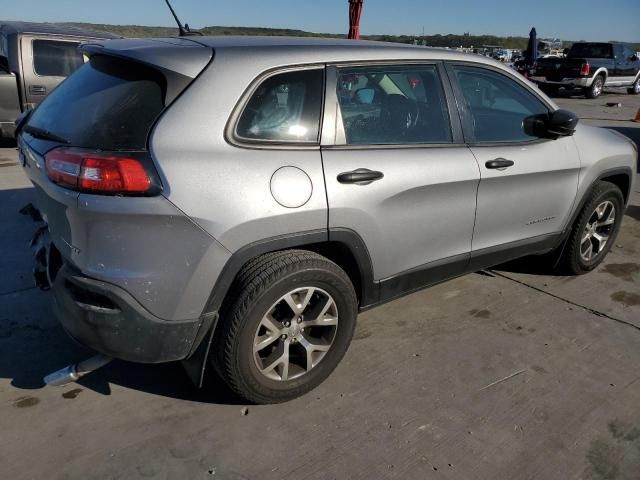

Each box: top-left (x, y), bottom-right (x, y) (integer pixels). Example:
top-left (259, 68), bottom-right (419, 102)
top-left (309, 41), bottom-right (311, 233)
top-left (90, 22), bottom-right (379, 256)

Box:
top-left (545, 87), bottom-right (630, 99)
top-left (626, 204), bottom-right (640, 222)
top-left (0, 319), bottom-right (244, 405)
top-left (0, 186), bottom-right (245, 405)
top-left (0, 137), bottom-right (17, 148)
top-left (491, 255), bottom-right (563, 277)
top-left (494, 204), bottom-right (639, 277)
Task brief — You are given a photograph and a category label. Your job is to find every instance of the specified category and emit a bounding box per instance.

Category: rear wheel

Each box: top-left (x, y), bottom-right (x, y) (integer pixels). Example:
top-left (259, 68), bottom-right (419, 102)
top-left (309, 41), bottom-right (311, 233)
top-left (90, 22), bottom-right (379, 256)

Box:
top-left (212, 250), bottom-right (358, 404)
top-left (627, 77), bottom-right (640, 95)
top-left (558, 181), bottom-right (624, 274)
top-left (584, 75), bottom-right (605, 99)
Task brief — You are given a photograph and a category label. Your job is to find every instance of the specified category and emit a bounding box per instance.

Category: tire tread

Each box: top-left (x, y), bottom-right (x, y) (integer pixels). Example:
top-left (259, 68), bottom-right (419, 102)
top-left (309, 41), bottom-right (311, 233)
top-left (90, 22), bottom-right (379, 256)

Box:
top-left (214, 249), bottom-right (356, 403)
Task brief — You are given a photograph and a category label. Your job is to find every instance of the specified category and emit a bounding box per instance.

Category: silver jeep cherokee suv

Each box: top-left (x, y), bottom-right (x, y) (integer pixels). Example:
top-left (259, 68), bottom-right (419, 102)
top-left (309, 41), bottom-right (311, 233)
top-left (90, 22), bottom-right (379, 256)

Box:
top-left (17, 37), bottom-right (637, 403)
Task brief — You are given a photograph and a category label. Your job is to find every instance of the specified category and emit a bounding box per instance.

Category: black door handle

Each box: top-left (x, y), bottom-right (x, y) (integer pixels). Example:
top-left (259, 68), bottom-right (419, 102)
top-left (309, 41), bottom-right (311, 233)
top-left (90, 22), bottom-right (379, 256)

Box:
top-left (485, 158), bottom-right (515, 170)
top-left (29, 85), bottom-right (47, 95)
top-left (337, 168), bottom-right (384, 184)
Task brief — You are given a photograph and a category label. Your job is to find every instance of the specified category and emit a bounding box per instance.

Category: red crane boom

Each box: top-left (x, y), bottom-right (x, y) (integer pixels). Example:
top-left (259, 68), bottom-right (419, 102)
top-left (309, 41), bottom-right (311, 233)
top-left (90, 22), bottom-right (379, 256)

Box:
top-left (348, 0), bottom-right (364, 40)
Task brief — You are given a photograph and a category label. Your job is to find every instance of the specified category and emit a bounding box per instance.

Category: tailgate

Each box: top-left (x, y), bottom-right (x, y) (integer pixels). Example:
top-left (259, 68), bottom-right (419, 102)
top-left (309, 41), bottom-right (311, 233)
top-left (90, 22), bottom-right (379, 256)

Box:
top-left (17, 37), bottom-right (214, 262)
top-left (536, 58), bottom-right (585, 80)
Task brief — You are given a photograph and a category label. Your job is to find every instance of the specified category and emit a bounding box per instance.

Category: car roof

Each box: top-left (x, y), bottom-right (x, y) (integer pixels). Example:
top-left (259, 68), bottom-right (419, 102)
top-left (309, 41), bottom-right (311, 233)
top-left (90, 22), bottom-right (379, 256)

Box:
top-left (190, 35), bottom-right (507, 66)
top-left (80, 35), bottom-right (516, 76)
top-left (193, 35), bottom-right (465, 56)
top-left (0, 21), bottom-right (119, 39)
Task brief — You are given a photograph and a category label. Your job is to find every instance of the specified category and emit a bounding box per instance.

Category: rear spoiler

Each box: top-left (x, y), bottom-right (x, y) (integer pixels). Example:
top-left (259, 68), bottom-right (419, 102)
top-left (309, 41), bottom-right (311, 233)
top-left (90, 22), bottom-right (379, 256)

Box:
top-left (80, 38), bottom-right (213, 103)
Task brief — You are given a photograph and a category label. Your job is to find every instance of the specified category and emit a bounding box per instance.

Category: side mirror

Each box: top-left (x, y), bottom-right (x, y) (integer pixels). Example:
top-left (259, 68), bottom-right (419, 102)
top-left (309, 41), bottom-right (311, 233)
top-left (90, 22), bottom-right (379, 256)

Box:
top-left (547, 109), bottom-right (579, 137)
top-left (563, 48), bottom-right (569, 55)
top-left (523, 109), bottom-right (579, 139)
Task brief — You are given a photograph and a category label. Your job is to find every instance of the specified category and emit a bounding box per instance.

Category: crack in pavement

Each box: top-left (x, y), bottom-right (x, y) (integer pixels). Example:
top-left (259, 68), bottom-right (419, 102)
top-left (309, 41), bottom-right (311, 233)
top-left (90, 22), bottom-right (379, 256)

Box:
top-left (487, 269), bottom-right (640, 333)
top-left (0, 285), bottom-right (38, 298)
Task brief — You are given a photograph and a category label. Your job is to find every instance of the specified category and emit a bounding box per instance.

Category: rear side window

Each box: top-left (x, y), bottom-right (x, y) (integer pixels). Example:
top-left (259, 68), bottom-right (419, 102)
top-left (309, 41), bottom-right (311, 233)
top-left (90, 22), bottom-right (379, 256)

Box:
top-left (236, 68), bottom-right (324, 144)
top-left (32, 40), bottom-right (84, 77)
top-left (27, 55), bottom-right (166, 150)
top-left (336, 64), bottom-right (452, 145)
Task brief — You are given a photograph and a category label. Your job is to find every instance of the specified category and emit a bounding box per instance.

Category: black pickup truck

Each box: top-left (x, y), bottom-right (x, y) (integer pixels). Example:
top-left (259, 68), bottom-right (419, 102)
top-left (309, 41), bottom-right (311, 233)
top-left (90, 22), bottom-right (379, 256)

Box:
top-left (0, 21), bottom-right (118, 141)
top-left (530, 42), bottom-right (640, 98)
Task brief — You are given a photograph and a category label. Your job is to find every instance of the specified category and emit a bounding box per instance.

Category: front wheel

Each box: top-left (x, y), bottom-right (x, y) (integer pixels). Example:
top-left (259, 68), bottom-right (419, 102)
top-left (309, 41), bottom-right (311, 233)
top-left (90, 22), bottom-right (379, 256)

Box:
top-left (212, 250), bottom-right (358, 404)
top-left (627, 77), bottom-right (640, 95)
top-left (584, 75), bottom-right (605, 99)
top-left (558, 181), bottom-right (624, 274)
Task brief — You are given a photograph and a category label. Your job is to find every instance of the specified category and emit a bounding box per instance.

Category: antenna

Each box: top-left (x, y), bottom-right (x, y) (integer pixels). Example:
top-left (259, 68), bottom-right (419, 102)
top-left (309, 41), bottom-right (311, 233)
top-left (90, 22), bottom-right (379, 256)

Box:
top-left (164, 0), bottom-right (202, 36)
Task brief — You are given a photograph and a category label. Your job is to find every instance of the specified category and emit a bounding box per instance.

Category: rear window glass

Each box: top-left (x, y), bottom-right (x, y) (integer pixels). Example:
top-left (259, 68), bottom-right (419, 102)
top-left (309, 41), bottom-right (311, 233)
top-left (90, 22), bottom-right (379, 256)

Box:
top-left (27, 55), bottom-right (166, 150)
top-left (567, 44), bottom-right (612, 59)
top-left (33, 40), bottom-right (84, 77)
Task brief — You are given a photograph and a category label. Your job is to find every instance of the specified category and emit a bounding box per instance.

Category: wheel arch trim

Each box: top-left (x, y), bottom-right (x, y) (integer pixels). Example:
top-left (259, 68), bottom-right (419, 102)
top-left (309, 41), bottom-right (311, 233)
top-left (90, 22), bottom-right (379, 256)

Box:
top-left (201, 228), bottom-right (377, 318)
top-left (563, 166), bottom-right (633, 237)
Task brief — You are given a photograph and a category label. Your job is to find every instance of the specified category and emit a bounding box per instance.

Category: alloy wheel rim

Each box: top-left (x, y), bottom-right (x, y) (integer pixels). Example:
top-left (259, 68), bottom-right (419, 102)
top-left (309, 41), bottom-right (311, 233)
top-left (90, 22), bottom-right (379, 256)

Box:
top-left (594, 79), bottom-right (603, 96)
top-left (635, 81), bottom-right (640, 93)
top-left (253, 287), bottom-right (338, 381)
top-left (580, 200), bottom-right (616, 262)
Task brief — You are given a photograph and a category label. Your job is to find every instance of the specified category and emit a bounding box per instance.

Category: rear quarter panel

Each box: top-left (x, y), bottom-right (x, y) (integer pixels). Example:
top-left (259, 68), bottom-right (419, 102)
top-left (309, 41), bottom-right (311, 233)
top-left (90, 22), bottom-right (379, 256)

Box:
top-left (150, 49), bottom-right (329, 253)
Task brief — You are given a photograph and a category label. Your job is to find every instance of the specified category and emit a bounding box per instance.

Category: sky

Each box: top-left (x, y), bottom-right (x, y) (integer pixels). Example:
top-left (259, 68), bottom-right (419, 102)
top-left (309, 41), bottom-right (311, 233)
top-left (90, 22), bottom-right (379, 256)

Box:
top-left (2, 0), bottom-right (639, 43)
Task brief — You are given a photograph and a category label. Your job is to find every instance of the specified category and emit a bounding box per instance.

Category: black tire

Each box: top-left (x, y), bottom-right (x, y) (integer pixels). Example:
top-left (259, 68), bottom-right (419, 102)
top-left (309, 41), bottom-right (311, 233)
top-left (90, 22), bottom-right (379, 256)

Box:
top-left (558, 181), bottom-right (624, 275)
top-left (212, 250), bottom-right (358, 404)
top-left (584, 74), bottom-right (605, 99)
top-left (627, 77), bottom-right (640, 95)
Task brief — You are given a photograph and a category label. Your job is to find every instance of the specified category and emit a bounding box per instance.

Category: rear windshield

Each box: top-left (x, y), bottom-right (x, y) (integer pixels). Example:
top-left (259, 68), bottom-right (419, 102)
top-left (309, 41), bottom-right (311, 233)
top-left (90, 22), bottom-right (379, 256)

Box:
top-left (27, 55), bottom-right (166, 150)
top-left (567, 43), bottom-right (613, 59)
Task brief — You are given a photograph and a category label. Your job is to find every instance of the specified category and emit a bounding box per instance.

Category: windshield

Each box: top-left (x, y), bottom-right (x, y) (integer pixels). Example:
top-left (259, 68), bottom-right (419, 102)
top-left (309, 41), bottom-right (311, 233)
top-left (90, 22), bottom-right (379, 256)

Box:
top-left (27, 55), bottom-right (166, 150)
top-left (567, 43), bottom-right (613, 59)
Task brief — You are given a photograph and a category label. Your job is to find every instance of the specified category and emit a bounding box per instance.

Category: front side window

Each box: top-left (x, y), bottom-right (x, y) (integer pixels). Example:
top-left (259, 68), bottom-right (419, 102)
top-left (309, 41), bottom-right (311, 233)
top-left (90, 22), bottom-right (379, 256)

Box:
top-left (32, 40), bottom-right (84, 77)
top-left (336, 64), bottom-right (452, 145)
top-left (451, 65), bottom-right (549, 143)
top-left (236, 68), bottom-right (324, 144)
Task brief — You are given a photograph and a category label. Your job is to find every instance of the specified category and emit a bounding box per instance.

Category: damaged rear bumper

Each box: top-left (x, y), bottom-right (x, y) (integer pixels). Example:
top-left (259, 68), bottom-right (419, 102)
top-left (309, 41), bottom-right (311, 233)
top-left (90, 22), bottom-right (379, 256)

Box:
top-left (52, 264), bottom-right (203, 364)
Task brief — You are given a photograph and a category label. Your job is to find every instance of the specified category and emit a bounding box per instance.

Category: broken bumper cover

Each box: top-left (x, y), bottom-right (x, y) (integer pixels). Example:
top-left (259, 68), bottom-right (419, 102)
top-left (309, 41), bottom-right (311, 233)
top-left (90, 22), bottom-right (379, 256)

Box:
top-left (53, 265), bottom-right (203, 364)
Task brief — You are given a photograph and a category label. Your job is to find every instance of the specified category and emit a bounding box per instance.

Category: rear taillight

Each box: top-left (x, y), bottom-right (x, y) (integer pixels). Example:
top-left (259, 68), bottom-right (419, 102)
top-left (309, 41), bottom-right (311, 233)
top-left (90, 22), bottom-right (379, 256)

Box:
top-left (579, 63), bottom-right (591, 76)
top-left (45, 148), bottom-right (161, 196)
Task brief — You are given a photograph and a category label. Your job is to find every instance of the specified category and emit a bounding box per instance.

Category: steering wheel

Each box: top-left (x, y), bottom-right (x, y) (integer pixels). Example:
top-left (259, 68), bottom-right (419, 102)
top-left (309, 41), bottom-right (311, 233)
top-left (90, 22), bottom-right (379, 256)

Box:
top-left (382, 95), bottom-right (420, 135)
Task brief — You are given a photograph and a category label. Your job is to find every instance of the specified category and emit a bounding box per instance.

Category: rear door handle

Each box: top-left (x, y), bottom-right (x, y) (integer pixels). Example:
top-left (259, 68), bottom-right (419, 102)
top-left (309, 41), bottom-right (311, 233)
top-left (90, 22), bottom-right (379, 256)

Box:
top-left (337, 168), bottom-right (384, 185)
top-left (485, 158), bottom-right (515, 170)
top-left (29, 85), bottom-right (47, 95)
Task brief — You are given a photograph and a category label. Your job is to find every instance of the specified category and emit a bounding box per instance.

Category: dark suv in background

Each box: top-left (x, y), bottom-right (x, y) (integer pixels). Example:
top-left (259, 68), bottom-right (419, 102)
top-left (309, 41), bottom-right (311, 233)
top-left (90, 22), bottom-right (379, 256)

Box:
top-left (0, 21), bottom-right (118, 141)
top-left (532, 42), bottom-right (640, 98)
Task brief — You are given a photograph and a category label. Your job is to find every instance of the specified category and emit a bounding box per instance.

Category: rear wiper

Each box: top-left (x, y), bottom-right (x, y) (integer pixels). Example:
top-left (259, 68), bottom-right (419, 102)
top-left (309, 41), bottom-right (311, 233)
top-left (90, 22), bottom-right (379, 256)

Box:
top-left (23, 125), bottom-right (70, 144)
